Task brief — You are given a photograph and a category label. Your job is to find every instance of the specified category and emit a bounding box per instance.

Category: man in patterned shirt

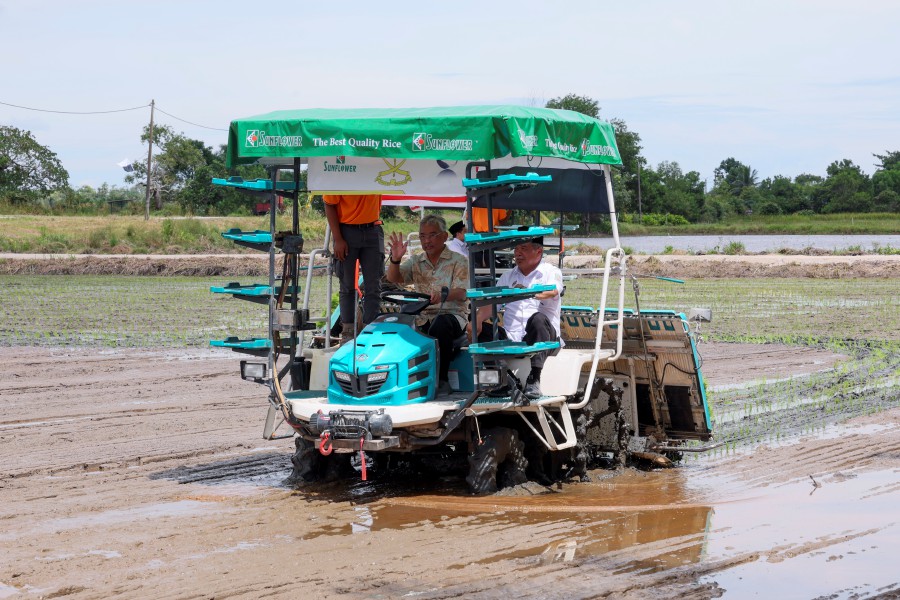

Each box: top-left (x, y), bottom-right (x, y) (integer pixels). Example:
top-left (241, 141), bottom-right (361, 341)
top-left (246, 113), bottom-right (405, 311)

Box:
top-left (386, 215), bottom-right (468, 395)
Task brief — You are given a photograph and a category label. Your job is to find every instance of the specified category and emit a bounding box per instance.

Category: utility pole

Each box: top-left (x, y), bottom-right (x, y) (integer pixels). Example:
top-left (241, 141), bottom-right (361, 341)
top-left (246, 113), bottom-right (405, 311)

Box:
top-left (637, 159), bottom-right (643, 221)
top-left (144, 99), bottom-right (155, 221)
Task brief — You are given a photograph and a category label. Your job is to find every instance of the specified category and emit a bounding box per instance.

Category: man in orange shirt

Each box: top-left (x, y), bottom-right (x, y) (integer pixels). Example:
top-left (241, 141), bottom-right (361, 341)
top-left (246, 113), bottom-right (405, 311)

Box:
top-left (323, 194), bottom-right (384, 340)
top-left (469, 207), bottom-right (509, 268)
top-left (471, 207), bottom-right (508, 233)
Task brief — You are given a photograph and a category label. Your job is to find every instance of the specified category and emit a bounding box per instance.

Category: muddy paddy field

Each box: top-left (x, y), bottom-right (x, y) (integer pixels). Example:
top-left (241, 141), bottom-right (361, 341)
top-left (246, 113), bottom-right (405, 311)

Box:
top-left (1, 256), bottom-right (898, 599)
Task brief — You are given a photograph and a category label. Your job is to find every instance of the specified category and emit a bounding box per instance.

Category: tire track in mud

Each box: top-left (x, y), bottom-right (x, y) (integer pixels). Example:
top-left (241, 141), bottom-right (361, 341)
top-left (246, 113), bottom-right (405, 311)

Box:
top-left (153, 452), bottom-right (290, 486)
top-left (0, 347), bottom-right (274, 482)
top-left (728, 436), bottom-right (900, 489)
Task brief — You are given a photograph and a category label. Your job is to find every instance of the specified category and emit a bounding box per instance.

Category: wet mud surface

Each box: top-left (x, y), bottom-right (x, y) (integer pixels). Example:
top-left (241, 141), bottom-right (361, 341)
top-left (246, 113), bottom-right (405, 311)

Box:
top-left (2, 253), bottom-right (899, 279)
top-left (1, 344), bottom-right (898, 599)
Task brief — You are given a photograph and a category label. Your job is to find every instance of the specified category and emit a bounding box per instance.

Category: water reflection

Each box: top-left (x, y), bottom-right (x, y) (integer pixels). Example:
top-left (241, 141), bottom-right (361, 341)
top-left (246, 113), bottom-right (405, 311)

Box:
top-left (555, 234), bottom-right (900, 254)
top-left (333, 469), bottom-right (718, 568)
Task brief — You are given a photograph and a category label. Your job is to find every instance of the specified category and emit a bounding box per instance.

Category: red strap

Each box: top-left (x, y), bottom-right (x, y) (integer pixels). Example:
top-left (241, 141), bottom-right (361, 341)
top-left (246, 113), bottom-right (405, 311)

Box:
top-left (359, 437), bottom-right (367, 481)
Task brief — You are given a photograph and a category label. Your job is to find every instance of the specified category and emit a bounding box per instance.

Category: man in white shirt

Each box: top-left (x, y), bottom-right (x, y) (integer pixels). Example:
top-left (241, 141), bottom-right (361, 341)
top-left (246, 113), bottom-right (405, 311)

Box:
top-left (471, 237), bottom-right (563, 399)
top-left (446, 220), bottom-right (468, 257)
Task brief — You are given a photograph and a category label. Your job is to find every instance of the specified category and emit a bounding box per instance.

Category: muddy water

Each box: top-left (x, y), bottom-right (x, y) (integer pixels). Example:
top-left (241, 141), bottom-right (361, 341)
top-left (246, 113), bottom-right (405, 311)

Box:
top-left (278, 439), bottom-right (899, 598)
top-left (703, 468), bottom-right (899, 597)
top-left (1, 346), bottom-right (896, 599)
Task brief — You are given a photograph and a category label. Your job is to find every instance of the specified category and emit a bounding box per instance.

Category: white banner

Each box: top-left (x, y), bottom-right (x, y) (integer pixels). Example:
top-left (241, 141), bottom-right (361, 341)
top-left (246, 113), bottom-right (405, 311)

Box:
top-left (307, 155), bottom-right (589, 207)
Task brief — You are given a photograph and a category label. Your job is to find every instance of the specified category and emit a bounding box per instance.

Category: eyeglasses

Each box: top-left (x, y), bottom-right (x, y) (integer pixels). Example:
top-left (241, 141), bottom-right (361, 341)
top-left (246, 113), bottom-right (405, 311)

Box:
top-left (418, 232), bottom-right (444, 240)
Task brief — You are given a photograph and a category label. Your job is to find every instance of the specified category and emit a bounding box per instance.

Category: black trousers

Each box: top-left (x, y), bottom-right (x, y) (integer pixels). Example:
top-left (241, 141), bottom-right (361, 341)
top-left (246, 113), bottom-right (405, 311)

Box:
top-left (479, 312), bottom-right (558, 370)
top-left (422, 314), bottom-right (463, 383)
top-left (334, 224), bottom-right (384, 328)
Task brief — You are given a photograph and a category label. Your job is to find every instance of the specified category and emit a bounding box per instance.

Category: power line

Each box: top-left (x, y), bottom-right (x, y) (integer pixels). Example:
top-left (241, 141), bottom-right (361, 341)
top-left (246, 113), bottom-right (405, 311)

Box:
top-left (1, 99), bottom-right (228, 132)
top-left (0, 100), bottom-right (149, 114)
top-left (155, 106), bottom-right (228, 131)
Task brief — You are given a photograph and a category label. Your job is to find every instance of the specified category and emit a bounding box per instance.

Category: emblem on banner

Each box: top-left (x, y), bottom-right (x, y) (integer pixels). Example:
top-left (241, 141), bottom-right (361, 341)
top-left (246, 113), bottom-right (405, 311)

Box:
top-left (376, 159), bottom-right (412, 186)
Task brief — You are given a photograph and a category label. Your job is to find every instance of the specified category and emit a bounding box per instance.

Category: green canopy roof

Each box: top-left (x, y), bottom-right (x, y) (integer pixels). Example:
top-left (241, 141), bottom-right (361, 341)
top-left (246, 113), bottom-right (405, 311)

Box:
top-left (225, 105), bottom-right (621, 168)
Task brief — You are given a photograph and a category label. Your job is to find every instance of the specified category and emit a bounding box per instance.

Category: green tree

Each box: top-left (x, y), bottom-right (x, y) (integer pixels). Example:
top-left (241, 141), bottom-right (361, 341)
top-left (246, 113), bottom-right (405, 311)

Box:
top-left (813, 158), bottom-right (873, 213)
top-left (759, 175), bottom-right (806, 214)
top-left (873, 168), bottom-right (900, 198)
top-left (792, 173), bottom-right (824, 213)
top-left (636, 161), bottom-right (706, 221)
top-left (872, 150), bottom-right (900, 211)
top-left (126, 125), bottom-right (212, 209)
top-left (656, 161), bottom-right (705, 220)
top-left (873, 189), bottom-right (899, 212)
top-left (177, 145), bottom-right (267, 216)
top-left (609, 118), bottom-right (644, 215)
top-left (0, 125), bottom-right (69, 204)
top-left (713, 157), bottom-right (758, 197)
top-left (873, 150), bottom-right (900, 171)
top-left (545, 93), bottom-right (599, 118)
top-left (817, 159), bottom-right (872, 213)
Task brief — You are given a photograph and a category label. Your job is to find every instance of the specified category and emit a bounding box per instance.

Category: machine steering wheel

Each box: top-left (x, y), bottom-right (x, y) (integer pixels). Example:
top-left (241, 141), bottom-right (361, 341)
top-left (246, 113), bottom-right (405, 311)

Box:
top-left (380, 290), bottom-right (433, 305)
top-left (380, 290), bottom-right (433, 315)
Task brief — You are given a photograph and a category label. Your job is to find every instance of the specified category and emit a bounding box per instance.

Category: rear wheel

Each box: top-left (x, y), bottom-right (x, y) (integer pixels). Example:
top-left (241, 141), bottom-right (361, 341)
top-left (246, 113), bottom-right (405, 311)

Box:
top-left (466, 427), bottom-right (528, 495)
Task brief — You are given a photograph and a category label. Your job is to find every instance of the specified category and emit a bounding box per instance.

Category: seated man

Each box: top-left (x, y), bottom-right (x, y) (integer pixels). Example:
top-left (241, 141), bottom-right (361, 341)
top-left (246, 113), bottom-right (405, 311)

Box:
top-left (386, 215), bottom-right (468, 396)
top-left (446, 220), bottom-right (468, 257)
top-left (471, 238), bottom-right (563, 399)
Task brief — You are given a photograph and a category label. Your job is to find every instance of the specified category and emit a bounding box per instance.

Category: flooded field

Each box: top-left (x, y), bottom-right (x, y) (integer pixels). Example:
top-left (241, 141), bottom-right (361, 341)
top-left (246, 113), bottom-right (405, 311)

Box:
top-left (0, 269), bottom-right (898, 598)
top-left (559, 233), bottom-right (900, 254)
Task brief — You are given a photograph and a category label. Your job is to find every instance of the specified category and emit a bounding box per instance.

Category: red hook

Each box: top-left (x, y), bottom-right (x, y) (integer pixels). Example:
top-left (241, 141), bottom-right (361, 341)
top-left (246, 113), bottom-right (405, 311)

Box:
top-left (319, 431), bottom-right (333, 456)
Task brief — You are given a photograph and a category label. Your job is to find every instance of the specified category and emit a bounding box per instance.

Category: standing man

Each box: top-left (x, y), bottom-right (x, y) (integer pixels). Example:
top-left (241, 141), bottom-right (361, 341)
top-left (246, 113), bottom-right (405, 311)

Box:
top-left (469, 207), bottom-right (508, 268)
top-left (471, 207), bottom-right (509, 234)
top-left (323, 194), bottom-right (384, 342)
top-left (446, 220), bottom-right (468, 257)
top-left (471, 238), bottom-right (563, 399)
top-left (386, 215), bottom-right (468, 395)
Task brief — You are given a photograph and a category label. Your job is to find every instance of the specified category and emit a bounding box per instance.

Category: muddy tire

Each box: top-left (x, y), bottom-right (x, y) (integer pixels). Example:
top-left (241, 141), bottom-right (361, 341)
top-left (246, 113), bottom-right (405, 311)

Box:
top-left (466, 427), bottom-right (528, 495)
top-left (286, 437), bottom-right (351, 485)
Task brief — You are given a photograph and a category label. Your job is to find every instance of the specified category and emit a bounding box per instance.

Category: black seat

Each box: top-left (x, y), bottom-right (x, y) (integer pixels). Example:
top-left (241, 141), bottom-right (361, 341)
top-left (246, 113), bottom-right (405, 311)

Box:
top-left (451, 333), bottom-right (469, 352)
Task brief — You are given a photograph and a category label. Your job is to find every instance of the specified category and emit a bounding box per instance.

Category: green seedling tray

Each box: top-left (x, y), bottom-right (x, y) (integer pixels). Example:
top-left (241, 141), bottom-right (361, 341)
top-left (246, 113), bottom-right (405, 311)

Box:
top-left (210, 336), bottom-right (271, 349)
top-left (210, 283), bottom-right (270, 296)
top-left (462, 172), bottom-right (552, 190)
top-left (468, 340), bottom-right (560, 356)
top-left (466, 284), bottom-right (556, 303)
top-left (464, 226), bottom-right (554, 245)
top-left (210, 282), bottom-right (300, 297)
top-left (211, 177), bottom-right (298, 191)
top-left (221, 229), bottom-right (272, 244)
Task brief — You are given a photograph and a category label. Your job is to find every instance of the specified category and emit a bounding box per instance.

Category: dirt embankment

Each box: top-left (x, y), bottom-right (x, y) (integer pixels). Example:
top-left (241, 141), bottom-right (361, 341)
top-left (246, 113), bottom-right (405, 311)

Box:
top-left (1, 253), bottom-right (899, 277)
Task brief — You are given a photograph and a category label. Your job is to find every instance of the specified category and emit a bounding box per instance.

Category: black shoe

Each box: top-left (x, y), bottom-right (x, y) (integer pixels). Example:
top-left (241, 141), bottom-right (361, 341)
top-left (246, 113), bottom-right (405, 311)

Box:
top-left (523, 380), bottom-right (542, 400)
top-left (437, 380), bottom-right (453, 396)
top-left (486, 385), bottom-right (511, 398)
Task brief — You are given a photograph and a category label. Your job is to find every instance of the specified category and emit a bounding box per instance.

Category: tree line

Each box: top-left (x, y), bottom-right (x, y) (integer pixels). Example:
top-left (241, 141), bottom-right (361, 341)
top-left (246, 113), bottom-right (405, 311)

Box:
top-left (2, 96), bottom-right (899, 219)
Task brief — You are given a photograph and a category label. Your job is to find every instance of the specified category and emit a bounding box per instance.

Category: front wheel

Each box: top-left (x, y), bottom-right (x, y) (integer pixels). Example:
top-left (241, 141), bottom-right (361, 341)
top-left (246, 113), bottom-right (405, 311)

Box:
top-left (285, 437), bottom-right (351, 485)
top-left (466, 427), bottom-right (528, 495)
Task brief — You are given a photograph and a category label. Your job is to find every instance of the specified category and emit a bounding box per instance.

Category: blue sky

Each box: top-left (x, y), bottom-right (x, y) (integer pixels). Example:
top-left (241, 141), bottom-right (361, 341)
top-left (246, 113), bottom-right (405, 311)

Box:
top-left (2, 0), bottom-right (898, 189)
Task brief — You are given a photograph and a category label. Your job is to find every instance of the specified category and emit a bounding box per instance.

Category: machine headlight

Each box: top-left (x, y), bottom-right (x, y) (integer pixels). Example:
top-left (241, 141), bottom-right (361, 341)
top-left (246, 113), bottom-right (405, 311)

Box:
top-left (240, 360), bottom-right (267, 382)
top-left (333, 370), bottom-right (351, 382)
top-left (478, 369), bottom-right (501, 385)
top-left (367, 371), bottom-right (388, 383)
